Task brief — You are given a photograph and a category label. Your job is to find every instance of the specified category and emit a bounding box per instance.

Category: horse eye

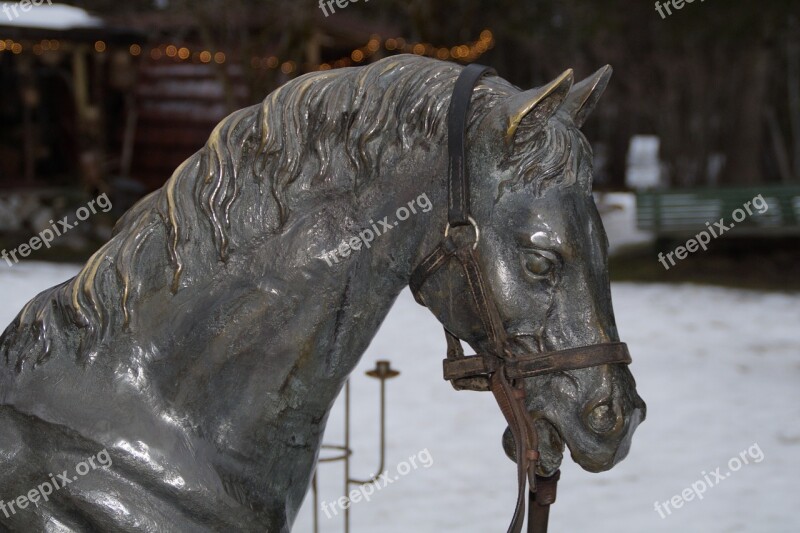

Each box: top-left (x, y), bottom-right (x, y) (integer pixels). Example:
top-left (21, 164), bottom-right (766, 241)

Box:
top-left (524, 253), bottom-right (553, 276)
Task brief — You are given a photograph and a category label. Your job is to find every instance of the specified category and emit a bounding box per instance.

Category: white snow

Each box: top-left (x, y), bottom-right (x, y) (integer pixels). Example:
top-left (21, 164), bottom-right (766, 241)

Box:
top-left (0, 3), bottom-right (102, 30)
top-left (1, 262), bottom-right (798, 532)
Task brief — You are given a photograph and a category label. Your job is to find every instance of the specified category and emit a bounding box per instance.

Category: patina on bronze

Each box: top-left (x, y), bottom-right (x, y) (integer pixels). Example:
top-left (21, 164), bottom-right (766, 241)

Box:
top-left (410, 64), bottom-right (637, 533)
top-left (0, 55), bottom-right (645, 532)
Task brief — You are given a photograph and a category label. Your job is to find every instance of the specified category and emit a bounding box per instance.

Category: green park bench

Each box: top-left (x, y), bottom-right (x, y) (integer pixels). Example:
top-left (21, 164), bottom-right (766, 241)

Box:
top-left (636, 185), bottom-right (800, 238)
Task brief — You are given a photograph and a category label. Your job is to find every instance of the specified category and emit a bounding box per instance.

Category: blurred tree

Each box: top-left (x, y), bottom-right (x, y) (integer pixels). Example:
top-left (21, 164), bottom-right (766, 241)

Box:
top-left (76, 0), bottom-right (799, 188)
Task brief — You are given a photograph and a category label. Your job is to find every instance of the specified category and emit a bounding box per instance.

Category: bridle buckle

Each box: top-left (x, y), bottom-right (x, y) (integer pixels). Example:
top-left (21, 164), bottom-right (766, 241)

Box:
top-left (444, 215), bottom-right (480, 250)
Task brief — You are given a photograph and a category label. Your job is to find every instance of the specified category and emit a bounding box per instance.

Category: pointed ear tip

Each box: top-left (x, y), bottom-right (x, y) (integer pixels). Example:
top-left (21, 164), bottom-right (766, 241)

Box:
top-left (587, 65), bottom-right (613, 87)
top-left (574, 65), bottom-right (613, 97)
top-left (547, 69), bottom-right (574, 96)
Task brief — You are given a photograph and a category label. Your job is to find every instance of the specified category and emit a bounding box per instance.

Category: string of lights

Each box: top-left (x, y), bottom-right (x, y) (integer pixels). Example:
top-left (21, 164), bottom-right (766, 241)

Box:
top-left (0, 29), bottom-right (494, 74)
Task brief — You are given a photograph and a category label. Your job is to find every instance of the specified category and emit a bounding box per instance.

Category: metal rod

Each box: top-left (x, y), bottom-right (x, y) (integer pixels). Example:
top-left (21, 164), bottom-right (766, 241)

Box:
top-left (348, 376), bottom-right (387, 484)
top-left (344, 380), bottom-right (351, 532)
top-left (312, 473), bottom-right (319, 533)
top-left (528, 488), bottom-right (551, 533)
top-left (311, 361), bottom-right (398, 532)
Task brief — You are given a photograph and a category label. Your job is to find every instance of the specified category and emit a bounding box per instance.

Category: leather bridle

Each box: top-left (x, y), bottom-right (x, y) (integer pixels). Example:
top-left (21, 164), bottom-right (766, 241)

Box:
top-left (409, 64), bottom-right (633, 533)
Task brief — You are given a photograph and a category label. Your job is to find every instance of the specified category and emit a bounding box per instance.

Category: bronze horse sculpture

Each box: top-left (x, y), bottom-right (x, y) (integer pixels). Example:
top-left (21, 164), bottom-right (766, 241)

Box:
top-left (0, 55), bottom-right (645, 532)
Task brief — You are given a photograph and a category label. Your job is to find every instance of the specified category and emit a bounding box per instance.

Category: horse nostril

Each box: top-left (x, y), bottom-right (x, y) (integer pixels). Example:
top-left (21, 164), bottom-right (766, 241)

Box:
top-left (587, 402), bottom-right (618, 434)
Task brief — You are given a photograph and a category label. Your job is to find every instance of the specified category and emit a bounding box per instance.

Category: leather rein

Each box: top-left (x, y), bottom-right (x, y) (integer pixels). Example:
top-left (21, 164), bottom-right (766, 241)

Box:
top-left (408, 64), bottom-right (633, 533)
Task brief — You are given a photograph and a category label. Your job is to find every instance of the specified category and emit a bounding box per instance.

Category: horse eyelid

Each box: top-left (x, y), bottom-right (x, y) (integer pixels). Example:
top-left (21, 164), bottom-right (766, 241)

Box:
top-left (520, 248), bottom-right (561, 264)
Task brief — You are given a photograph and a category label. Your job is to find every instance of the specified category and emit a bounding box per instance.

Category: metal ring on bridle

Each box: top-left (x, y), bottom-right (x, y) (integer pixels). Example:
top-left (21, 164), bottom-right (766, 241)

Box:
top-left (444, 216), bottom-right (480, 250)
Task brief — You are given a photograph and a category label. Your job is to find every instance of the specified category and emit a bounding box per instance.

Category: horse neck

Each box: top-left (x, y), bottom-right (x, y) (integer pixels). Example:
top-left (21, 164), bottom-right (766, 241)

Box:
top-left (270, 146), bottom-right (450, 388)
top-left (129, 143), bottom-right (449, 428)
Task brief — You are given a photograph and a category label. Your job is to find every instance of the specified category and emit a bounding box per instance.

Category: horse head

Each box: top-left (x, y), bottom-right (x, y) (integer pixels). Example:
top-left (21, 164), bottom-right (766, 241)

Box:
top-left (413, 65), bottom-right (646, 477)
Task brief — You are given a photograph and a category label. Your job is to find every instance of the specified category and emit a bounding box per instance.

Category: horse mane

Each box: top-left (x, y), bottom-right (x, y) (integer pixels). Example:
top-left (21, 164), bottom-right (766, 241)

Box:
top-left (0, 54), bottom-right (588, 370)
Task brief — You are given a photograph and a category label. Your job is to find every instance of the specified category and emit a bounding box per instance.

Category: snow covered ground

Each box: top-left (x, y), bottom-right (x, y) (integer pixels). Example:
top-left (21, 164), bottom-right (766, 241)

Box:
top-left (1, 262), bottom-right (798, 532)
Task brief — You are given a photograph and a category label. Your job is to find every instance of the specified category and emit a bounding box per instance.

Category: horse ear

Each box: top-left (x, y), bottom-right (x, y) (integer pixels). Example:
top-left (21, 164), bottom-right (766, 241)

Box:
top-left (500, 69), bottom-right (574, 144)
top-left (563, 65), bottom-right (613, 128)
